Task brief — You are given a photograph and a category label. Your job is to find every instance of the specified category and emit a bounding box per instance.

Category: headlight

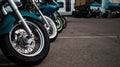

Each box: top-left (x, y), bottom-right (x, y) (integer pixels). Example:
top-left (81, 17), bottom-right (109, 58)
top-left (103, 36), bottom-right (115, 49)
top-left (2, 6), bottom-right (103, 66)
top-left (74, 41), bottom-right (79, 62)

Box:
top-left (14, 0), bottom-right (22, 7)
top-left (3, 0), bottom-right (22, 13)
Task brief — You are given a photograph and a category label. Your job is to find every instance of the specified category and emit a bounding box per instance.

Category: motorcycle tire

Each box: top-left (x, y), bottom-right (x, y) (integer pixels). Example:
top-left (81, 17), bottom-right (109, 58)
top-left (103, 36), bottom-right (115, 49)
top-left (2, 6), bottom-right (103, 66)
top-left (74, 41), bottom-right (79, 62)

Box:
top-left (43, 16), bottom-right (58, 42)
top-left (56, 12), bottom-right (67, 29)
top-left (56, 17), bottom-right (64, 33)
top-left (0, 17), bottom-right (50, 66)
top-left (60, 16), bottom-right (67, 29)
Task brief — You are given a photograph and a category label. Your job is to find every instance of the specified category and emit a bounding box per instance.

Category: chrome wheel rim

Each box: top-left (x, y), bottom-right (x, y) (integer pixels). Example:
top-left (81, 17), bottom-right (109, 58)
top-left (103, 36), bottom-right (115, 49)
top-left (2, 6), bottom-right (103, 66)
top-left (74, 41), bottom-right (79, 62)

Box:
top-left (9, 20), bottom-right (45, 57)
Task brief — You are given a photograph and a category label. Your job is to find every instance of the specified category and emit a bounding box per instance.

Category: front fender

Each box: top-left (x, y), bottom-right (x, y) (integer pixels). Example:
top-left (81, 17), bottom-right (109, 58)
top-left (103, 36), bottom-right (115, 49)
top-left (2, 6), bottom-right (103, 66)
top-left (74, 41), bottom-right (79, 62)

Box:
top-left (0, 13), bottom-right (15, 35)
top-left (0, 11), bottom-right (43, 35)
top-left (20, 11), bottom-right (43, 23)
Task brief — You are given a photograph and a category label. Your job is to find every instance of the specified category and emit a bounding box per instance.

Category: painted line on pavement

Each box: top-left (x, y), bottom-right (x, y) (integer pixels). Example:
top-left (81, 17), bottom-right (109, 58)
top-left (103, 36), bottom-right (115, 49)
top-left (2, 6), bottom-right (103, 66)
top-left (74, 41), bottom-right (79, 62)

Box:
top-left (58, 35), bottom-right (118, 39)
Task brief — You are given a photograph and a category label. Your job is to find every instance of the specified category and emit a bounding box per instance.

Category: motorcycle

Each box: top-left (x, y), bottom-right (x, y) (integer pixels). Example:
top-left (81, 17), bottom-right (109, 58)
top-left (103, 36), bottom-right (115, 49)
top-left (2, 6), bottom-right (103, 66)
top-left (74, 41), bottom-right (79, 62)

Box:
top-left (37, 0), bottom-right (66, 33)
top-left (55, 11), bottom-right (67, 29)
top-left (20, 0), bottom-right (58, 42)
top-left (0, 0), bottom-right (50, 66)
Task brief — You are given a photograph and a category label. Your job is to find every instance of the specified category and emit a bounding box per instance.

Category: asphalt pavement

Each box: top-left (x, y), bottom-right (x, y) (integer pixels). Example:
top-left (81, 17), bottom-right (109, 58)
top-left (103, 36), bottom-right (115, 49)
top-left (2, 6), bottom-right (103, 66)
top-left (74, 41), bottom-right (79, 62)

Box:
top-left (0, 17), bottom-right (120, 67)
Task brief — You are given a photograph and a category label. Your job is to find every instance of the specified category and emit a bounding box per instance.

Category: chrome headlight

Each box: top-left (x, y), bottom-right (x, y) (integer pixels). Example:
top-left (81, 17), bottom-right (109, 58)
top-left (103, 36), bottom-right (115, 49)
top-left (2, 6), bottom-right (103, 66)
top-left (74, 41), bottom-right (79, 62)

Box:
top-left (14, 0), bottom-right (22, 7)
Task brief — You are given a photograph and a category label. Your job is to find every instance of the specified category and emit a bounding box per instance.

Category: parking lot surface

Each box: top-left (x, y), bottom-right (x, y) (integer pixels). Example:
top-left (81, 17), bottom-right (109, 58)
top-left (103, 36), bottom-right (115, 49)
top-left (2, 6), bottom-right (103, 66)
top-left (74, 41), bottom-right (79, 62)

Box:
top-left (0, 17), bottom-right (120, 67)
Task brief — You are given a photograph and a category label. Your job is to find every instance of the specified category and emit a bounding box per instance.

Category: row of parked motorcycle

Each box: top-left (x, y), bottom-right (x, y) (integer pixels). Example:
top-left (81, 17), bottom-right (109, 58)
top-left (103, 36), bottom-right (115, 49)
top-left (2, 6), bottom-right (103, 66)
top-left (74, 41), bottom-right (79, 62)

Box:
top-left (73, 9), bottom-right (120, 18)
top-left (0, 0), bottom-right (67, 66)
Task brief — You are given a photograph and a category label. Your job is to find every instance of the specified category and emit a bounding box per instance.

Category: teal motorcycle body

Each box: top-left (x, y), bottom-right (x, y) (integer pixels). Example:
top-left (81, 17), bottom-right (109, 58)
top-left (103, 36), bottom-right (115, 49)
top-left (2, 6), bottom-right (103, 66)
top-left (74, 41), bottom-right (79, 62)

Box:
top-left (0, 10), bottom-right (43, 35)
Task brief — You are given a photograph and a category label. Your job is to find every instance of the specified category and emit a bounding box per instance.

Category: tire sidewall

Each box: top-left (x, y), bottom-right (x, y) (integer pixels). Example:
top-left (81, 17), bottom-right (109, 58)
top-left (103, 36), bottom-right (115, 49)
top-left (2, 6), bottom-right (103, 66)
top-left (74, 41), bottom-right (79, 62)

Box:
top-left (0, 17), bottom-right (50, 66)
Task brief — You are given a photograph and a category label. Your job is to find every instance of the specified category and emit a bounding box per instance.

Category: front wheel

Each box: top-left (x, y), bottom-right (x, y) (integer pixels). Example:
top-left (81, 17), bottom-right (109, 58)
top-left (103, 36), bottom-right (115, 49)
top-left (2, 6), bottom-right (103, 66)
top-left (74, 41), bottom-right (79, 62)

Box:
top-left (0, 17), bottom-right (50, 66)
top-left (55, 17), bottom-right (64, 33)
top-left (61, 15), bottom-right (67, 29)
top-left (43, 16), bottom-right (58, 42)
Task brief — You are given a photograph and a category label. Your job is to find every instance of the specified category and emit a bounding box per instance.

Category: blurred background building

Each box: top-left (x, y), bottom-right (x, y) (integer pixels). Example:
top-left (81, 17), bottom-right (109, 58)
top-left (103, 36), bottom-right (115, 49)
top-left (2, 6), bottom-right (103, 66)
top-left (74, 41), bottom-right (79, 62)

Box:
top-left (57, 0), bottom-right (120, 15)
top-left (57, 0), bottom-right (101, 15)
top-left (38, 0), bottom-right (120, 16)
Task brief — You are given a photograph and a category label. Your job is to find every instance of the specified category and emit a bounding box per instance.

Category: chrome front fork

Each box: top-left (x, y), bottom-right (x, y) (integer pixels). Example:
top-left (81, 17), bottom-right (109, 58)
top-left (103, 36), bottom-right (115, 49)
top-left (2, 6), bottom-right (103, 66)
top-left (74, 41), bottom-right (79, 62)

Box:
top-left (1, 6), bottom-right (8, 15)
top-left (53, 11), bottom-right (58, 19)
top-left (7, 0), bottom-right (33, 37)
top-left (31, 0), bottom-right (50, 28)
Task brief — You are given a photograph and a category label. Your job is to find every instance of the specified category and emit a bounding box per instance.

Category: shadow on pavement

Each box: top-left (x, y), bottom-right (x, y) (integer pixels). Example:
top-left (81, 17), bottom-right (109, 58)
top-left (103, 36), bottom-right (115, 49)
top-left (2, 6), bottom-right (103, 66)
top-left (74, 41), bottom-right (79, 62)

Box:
top-left (0, 54), bottom-right (18, 67)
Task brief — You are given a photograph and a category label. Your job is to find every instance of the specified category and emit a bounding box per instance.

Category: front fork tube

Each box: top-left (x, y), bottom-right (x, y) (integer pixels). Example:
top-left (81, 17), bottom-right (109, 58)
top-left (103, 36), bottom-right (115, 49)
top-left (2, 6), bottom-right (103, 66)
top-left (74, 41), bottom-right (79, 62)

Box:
top-left (53, 12), bottom-right (58, 22)
top-left (31, 0), bottom-right (50, 29)
top-left (1, 6), bottom-right (8, 15)
top-left (7, 0), bottom-right (33, 37)
top-left (38, 9), bottom-right (50, 30)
